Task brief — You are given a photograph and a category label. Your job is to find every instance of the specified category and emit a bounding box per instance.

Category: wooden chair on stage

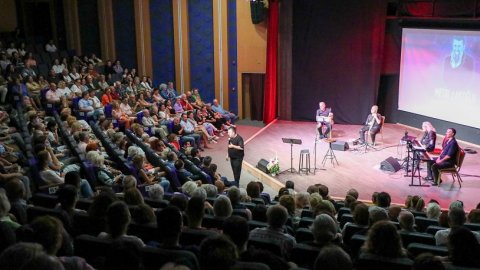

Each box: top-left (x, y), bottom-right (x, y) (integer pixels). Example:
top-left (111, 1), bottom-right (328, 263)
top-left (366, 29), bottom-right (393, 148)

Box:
top-left (364, 115), bottom-right (385, 146)
top-left (438, 148), bottom-right (465, 187)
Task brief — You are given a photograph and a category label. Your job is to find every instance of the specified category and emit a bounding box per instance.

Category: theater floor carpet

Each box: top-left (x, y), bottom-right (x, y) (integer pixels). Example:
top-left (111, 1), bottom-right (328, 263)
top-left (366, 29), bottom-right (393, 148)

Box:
top-left (237, 120), bottom-right (480, 210)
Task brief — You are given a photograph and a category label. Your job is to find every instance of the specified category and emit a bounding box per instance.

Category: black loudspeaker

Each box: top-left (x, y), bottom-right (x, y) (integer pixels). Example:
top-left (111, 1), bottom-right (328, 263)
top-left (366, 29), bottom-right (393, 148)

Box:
top-left (380, 156), bottom-right (402, 172)
top-left (257, 159), bottom-right (269, 174)
top-left (250, 1), bottom-right (267, 24)
top-left (331, 141), bottom-right (349, 151)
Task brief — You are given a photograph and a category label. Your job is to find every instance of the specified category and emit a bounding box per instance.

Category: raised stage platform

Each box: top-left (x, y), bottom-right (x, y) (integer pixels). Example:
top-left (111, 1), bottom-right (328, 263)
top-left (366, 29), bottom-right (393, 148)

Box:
top-left (241, 120), bottom-right (480, 211)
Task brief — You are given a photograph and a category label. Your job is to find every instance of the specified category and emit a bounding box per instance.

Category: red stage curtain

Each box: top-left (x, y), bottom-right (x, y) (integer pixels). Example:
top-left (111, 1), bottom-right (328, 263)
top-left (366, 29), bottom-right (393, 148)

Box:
top-left (263, 0), bottom-right (279, 124)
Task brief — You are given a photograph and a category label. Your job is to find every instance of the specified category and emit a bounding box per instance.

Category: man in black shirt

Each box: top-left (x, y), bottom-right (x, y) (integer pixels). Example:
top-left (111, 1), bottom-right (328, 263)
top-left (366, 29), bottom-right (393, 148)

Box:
top-left (226, 127), bottom-right (243, 187)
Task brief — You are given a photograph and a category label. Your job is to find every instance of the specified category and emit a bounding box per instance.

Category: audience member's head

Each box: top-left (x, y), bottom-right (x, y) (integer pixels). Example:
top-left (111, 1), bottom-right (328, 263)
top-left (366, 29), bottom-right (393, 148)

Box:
top-left (201, 184), bottom-right (218, 198)
top-left (213, 195), bottom-right (233, 218)
top-left (307, 185), bottom-right (320, 194)
top-left (214, 180), bottom-right (225, 194)
top-left (182, 181), bottom-right (197, 197)
top-left (313, 199), bottom-right (336, 218)
top-left (314, 244), bottom-right (353, 270)
top-left (347, 188), bottom-right (359, 200)
top-left (106, 201), bottom-right (131, 238)
top-left (447, 226), bottom-right (480, 268)
top-left (362, 220), bottom-right (405, 258)
top-left (0, 242), bottom-right (45, 270)
top-left (64, 171), bottom-right (81, 190)
top-left (169, 194), bottom-right (188, 211)
top-left (398, 210), bottom-right (415, 231)
top-left (279, 194), bottom-right (295, 216)
top-left (124, 187), bottom-right (145, 206)
top-left (191, 187), bottom-right (207, 200)
top-left (4, 178), bottom-right (25, 202)
top-left (310, 192), bottom-right (323, 209)
top-left (186, 196), bottom-right (205, 228)
top-left (468, 209), bottom-right (480, 224)
top-left (222, 216), bottom-right (249, 253)
top-left (368, 206), bottom-right (389, 226)
top-left (311, 214), bottom-right (339, 245)
top-left (147, 184), bottom-right (164, 201)
top-left (295, 192), bottom-right (311, 209)
top-left (426, 202), bottom-right (441, 220)
top-left (448, 207), bottom-right (466, 228)
top-left (377, 192), bottom-right (391, 208)
top-left (199, 235), bottom-right (237, 270)
top-left (227, 186), bottom-right (241, 205)
top-left (132, 203), bottom-right (156, 225)
top-left (449, 200), bottom-right (464, 211)
top-left (413, 253), bottom-right (445, 270)
top-left (388, 205), bottom-right (402, 221)
top-left (352, 203), bottom-right (369, 226)
top-left (344, 195), bottom-right (356, 209)
top-left (28, 216), bottom-right (63, 255)
top-left (246, 181), bottom-right (260, 199)
top-left (252, 204), bottom-right (267, 222)
top-left (57, 185), bottom-right (78, 212)
top-left (285, 180), bottom-right (295, 190)
top-left (156, 206), bottom-right (183, 245)
top-left (266, 205), bottom-right (288, 229)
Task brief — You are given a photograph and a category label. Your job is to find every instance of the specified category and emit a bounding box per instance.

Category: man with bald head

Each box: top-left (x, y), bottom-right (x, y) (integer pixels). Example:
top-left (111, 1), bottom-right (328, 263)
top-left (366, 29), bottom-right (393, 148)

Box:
top-left (316, 101), bottom-right (333, 139)
top-left (212, 99), bottom-right (238, 124)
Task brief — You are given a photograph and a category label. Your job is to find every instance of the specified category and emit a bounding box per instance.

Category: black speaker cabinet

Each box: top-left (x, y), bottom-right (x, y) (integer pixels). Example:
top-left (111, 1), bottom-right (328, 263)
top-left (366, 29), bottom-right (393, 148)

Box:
top-left (380, 156), bottom-right (402, 172)
top-left (257, 158), bottom-right (269, 174)
top-left (331, 141), bottom-right (349, 151)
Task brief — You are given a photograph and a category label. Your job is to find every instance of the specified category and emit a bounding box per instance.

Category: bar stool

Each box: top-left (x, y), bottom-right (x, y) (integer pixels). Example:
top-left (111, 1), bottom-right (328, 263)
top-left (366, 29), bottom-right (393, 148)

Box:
top-left (298, 149), bottom-right (311, 175)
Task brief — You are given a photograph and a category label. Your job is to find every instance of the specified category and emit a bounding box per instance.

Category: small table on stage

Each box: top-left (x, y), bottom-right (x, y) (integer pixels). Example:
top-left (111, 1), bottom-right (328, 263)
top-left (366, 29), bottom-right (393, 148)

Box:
top-left (322, 138), bottom-right (339, 167)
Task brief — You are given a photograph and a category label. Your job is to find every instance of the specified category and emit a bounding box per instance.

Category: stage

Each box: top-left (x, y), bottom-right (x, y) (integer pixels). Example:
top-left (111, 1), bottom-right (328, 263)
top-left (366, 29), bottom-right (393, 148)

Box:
top-left (241, 120), bottom-right (480, 211)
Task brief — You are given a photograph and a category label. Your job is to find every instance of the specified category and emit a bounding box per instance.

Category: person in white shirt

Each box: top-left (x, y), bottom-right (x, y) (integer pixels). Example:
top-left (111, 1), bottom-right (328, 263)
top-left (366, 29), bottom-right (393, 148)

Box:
top-left (89, 89), bottom-right (104, 116)
top-left (435, 207), bottom-right (480, 246)
top-left (120, 97), bottom-right (134, 116)
top-left (70, 79), bottom-right (83, 97)
top-left (56, 80), bottom-right (73, 103)
top-left (141, 109), bottom-right (168, 139)
top-left (61, 69), bottom-right (72, 85)
top-left (77, 132), bottom-right (90, 155)
top-left (45, 40), bottom-right (57, 53)
top-left (6, 42), bottom-right (18, 56)
top-left (69, 67), bottom-right (81, 81)
top-left (52, 59), bottom-right (65, 74)
top-left (140, 76), bottom-right (152, 92)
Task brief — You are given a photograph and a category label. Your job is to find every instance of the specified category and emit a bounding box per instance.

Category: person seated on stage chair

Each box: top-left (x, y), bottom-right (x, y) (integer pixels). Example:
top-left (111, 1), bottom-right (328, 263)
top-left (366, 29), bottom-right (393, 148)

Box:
top-left (421, 121), bottom-right (437, 152)
top-left (426, 128), bottom-right (459, 186)
top-left (358, 105), bottom-right (382, 145)
top-left (316, 102), bottom-right (333, 139)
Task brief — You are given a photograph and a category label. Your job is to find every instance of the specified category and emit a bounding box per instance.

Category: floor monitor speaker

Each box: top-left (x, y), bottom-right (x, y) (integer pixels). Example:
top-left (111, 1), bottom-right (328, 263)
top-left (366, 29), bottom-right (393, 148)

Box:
top-left (380, 156), bottom-right (402, 172)
top-left (257, 158), bottom-right (269, 173)
top-left (331, 141), bottom-right (349, 151)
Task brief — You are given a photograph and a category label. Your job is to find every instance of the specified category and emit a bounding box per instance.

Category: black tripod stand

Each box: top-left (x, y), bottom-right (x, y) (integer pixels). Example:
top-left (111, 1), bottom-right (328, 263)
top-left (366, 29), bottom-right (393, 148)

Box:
top-left (280, 138), bottom-right (302, 174)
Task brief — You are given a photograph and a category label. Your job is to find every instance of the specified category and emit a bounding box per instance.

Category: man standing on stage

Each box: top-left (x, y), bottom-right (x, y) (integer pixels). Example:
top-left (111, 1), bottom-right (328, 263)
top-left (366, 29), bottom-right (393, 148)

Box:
top-left (316, 102), bottom-right (333, 139)
top-left (226, 126), bottom-right (244, 187)
top-left (427, 128), bottom-right (459, 186)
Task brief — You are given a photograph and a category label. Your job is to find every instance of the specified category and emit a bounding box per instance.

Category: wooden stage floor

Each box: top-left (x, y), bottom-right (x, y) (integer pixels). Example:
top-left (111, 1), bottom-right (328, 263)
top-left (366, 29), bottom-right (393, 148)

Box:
top-left (242, 120), bottom-right (480, 211)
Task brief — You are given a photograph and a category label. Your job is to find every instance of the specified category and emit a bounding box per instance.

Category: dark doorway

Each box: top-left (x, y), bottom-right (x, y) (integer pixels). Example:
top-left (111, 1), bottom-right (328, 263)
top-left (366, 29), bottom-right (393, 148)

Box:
top-left (242, 73), bottom-right (265, 121)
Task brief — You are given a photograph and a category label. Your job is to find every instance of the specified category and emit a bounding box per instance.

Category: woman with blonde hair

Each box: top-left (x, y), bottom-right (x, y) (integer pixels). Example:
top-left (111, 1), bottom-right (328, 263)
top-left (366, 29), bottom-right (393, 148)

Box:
top-left (421, 121), bottom-right (437, 152)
